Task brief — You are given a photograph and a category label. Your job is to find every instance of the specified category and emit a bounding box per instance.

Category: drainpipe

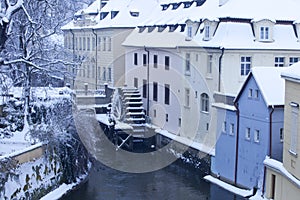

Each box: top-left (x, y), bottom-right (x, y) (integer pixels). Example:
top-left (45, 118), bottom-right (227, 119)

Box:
top-left (262, 105), bottom-right (275, 194)
top-left (92, 29), bottom-right (98, 90)
top-left (234, 102), bottom-right (240, 185)
top-left (218, 47), bottom-right (225, 92)
top-left (70, 29), bottom-right (75, 88)
top-left (144, 46), bottom-right (150, 117)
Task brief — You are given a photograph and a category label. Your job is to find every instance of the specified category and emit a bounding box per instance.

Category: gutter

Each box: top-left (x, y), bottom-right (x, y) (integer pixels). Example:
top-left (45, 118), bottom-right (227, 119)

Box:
top-left (144, 46), bottom-right (150, 117)
top-left (234, 101), bottom-right (240, 185)
top-left (218, 47), bottom-right (225, 92)
top-left (262, 105), bottom-right (275, 194)
top-left (70, 29), bottom-right (75, 88)
top-left (92, 29), bottom-right (98, 90)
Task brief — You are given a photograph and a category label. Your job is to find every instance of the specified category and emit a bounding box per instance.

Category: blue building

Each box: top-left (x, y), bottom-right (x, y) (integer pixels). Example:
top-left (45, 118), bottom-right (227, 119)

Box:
top-left (212, 67), bottom-right (285, 190)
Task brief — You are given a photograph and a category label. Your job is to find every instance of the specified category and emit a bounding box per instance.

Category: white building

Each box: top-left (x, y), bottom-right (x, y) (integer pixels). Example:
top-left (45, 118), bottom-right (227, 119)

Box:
top-left (123, 0), bottom-right (300, 152)
top-left (62, 0), bottom-right (160, 90)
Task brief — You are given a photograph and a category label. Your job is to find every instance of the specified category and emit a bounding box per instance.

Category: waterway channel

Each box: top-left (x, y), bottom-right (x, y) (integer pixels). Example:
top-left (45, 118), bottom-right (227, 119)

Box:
top-left (67, 114), bottom-right (247, 200)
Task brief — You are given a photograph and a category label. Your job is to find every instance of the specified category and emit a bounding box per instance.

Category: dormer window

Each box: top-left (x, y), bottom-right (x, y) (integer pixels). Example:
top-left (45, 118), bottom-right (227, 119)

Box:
top-left (161, 4), bottom-right (169, 11)
top-left (169, 25), bottom-right (178, 32)
top-left (100, 12), bottom-right (108, 20)
top-left (204, 25), bottom-right (210, 39)
top-left (187, 26), bottom-right (193, 38)
top-left (252, 19), bottom-right (275, 42)
top-left (183, 2), bottom-right (192, 8)
top-left (260, 26), bottom-right (269, 40)
top-left (111, 11), bottom-right (119, 19)
top-left (171, 3), bottom-right (181, 10)
top-left (130, 11), bottom-right (139, 17)
top-left (158, 25), bottom-right (167, 32)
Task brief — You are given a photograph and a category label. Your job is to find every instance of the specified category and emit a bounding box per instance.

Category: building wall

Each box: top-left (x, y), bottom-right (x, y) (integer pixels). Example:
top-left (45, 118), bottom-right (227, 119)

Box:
top-left (63, 28), bottom-right (133, 90)
top-left (125, 46), bottom-right (217, 146)
top-left (220, 50), bottom-right (300, 95)
top-left (236, 77), bottom-right (283, 189)
top-left (283, 80), bottom-right (300, 180)
top-left (213, 108), bottom-right (237, 183)
top-left (265, 168), bottom-right (300, 200)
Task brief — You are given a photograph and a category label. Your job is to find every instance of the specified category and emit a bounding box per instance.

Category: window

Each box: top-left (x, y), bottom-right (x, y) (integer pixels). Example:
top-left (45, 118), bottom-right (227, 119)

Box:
top-left (143, 79), bottom-right (147, 98)
top-left (154, 109), bottom-right (157, 118)
top-left (185, 88), bottom-right (190, 107)
top-left (255, 89), bottom-right (259, 99)
top-left (196, 54), bottom-right (199, 62)
top-left (165, 56), bottom-right (170, 70)
top-left (241, 56), bottom-right (251, 76)
top-left (92, 37), bottom-right (96, 51)
top-left (185, 53), bottom-right (191, 74)
top-left (134, 53), bottom-right (138, 65)
top-left (290, 102), bottom-right (299, 155)
top-left (275, 57), bottom-right (285, 67)
top-left (103, 37), bottom-right (106, 51)
top-left (166, 114), bottom-right (169, 122)
top-left (98, 37), bottom-right (101, 51)
top-left (108, 37), bottom-right (112, 51)
top-left (98, 67), bottom-right (101, 80)
top-left (102, 67), bottom-right (106, 80)
top-left (143, 54), bottom-right (147, 66)
top-left (254, 130), bottom-right (260, 143)
top-left (134, 77), bottom-right (138, 88)
top-left (87, 37), bottom-right (90, 51)
top-left (201, 93), bottom-right (209, 112)
top-left (260, 27), bottom-right (269, 40)
top-left (206, 123), bottom-right (209, 131)
top-left (92, 65), bottom-right (95, 78)
top-left (164, 84), bottom-right (170, 105)
top-left (79, 37), bottom-right (82, 50)
top-left (230, 123), bottom-right (235, 135)
top-left (289, 57), bottom-right (299, 66)
top-left (248, 89), bottom-right (253, 98)
top-left (87, 65), bottom-right (90, 78)
top-left (223, 121), bottom-right (227, 133)
top-left (75, 38), bottom-right (78, 50)
top-left (153, 55), bottom-right (158, 68)
top-left (280, 128), bottom-right (284, 142)
top-left (153, 82), bottom-right (158, 101)
top-left (83, 37), bottom-right (86, 50)
top-left (108, 67), bottom-right (112, 81)
top-left (111, 11), bottom-right (119, 19)
top-left (207, 55), bottom-right (213, 74)
top-left (245, 127), bottom-right (251, 140)
top-left (187, 26), bottom-right (192, 38)
top-left (204, 25), bottom-right (210, 39)
top-left (178, 118), bottom-right (181, 127)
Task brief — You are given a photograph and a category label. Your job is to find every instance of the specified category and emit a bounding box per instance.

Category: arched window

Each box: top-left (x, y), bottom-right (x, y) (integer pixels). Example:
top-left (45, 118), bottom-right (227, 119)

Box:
top-left (201, 93), bottom-right (209, 112)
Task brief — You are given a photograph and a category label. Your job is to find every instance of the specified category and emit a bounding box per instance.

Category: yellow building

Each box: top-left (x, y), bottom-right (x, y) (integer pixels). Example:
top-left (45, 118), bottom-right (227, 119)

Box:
top-left (264, 62), bottom-right (300, 200)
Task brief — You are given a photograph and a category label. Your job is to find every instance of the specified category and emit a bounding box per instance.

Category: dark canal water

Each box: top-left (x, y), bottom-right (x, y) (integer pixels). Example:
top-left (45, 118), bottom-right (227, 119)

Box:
top-left (62, 158), bottom-right (246, 200)
top-left (68, 115), bottom-right (246, 200)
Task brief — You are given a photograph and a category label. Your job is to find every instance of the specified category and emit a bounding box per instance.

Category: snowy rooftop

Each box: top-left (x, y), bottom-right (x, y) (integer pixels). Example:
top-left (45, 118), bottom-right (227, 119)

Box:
top-left (281, 62), bottom-right (300, 83)
top-left (235, 67), bottom-right (286, 107)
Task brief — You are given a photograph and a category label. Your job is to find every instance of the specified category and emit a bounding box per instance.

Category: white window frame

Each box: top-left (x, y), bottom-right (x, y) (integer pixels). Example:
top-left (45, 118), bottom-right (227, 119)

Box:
top-left (185, 53), bottom-right (191, 74)
top-left (204, 25), bottom-right (210, 40)
top-left (185, 88), bottom-right (190, 107)
top-left (241, 56), bottom-right (251, 76)
top-left (260, 26), bottom-right (269, 41)
top-left (290, 102), bottom-right (299, 155)
top-left (207, 55), bottom-right (213, 74)
top-left (248, 89), bottom-right (253, 98)
top-left (187, 26), bottom-right (193, 38)
top-left (230, 123), bottom-right (235, 136)
top-left (254, 129), bottom-right (260, 143)
top-left (275, 57), bottom-right (285, 67)
top-left (289, 57), bottom-right (299, 66)
top-left (222, 121), bottom-right (227, 133)
top-left (201, 93), bottom-right (209, 113)
top-left (245, 127), bottom-right (251, 140)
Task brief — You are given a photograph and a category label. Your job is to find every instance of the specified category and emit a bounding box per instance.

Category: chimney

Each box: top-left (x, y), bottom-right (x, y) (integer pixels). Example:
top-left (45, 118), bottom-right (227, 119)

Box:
top-left (219, 0), bottom-right (229, 6)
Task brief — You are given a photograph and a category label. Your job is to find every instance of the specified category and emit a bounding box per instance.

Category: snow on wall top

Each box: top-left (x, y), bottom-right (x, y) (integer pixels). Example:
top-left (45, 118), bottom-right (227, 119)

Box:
top-left (281, 62), bottom-right (300, 83)
top-left (235, 67), bottom-right (286, 107)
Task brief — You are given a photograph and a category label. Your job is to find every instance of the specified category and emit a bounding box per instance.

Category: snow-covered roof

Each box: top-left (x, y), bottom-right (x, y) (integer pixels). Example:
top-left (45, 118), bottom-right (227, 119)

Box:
top-left (281, 62), bottom-right (300, 83)
top-left (217, 0), bottom-right (300, 22)
top-left (234, 67), bottom-right (286, 107)
top-left (197, 22), bottom-right (300, 50)
top-left (62, 0), bottom-right (160, 30)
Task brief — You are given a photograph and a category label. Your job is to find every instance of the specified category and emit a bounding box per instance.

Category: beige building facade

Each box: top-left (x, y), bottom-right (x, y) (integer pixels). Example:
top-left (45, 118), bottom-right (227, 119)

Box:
top-left (264, 63), bottom-right (300, 200)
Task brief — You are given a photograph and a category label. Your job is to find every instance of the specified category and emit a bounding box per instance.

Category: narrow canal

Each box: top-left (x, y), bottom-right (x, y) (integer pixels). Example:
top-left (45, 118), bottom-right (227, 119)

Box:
top-left (62, 158), bottom-right (247, 200)
top-left (68, 115), bottom-right (247, 200)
